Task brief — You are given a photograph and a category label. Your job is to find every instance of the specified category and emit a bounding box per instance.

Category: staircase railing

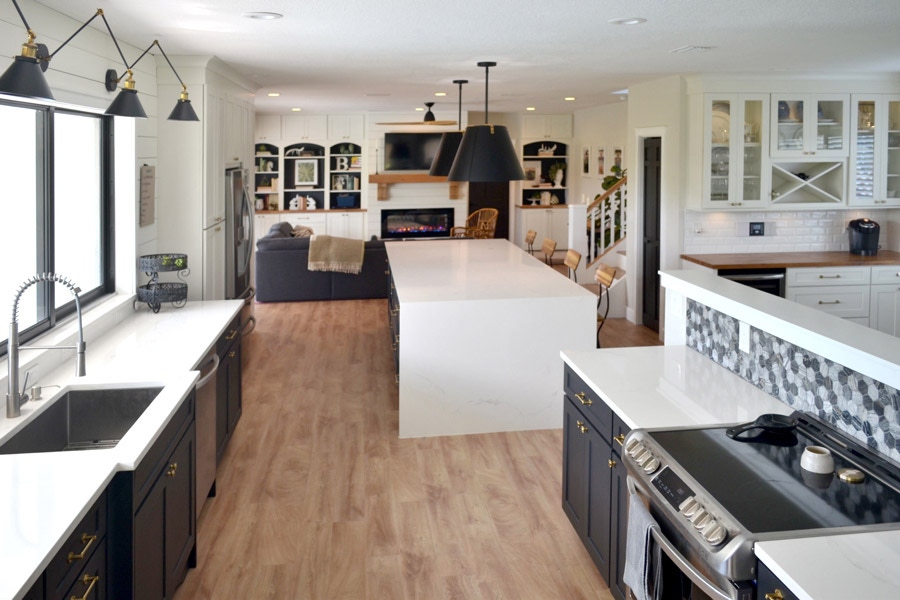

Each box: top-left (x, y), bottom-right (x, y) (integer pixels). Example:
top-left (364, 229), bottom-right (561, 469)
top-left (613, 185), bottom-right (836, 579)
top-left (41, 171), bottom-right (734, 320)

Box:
top-left (586, 176), bottom-right (627, 265)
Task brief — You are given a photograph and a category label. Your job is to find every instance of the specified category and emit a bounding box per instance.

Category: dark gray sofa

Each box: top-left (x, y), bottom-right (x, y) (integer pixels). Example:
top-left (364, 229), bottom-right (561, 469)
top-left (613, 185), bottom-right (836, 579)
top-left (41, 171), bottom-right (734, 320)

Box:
top-left (255, 222), bottom-right (388, 302)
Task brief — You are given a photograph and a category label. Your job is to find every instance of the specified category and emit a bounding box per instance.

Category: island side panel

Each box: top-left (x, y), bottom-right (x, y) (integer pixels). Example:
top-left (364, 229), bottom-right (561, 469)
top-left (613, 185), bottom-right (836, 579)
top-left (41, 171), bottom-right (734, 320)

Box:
top-left (398, 294), bottom-right (596, 438)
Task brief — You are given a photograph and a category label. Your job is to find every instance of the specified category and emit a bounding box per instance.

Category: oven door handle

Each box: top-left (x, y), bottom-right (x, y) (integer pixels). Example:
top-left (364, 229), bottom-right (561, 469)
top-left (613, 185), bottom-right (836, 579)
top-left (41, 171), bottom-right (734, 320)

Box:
top-left (721, 273), bottom-right (785, 281)
top-left (628, 479), bottom-right (732, 600)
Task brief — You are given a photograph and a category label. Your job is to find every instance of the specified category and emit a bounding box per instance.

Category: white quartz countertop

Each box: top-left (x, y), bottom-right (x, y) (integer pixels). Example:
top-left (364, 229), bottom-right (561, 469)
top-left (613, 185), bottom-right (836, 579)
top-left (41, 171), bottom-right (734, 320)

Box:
top-left (386, 238), bottom-right (594, 303)
top-left (0, 298), bottom-right (243, 600)
top-left (560, 345), bottom-right (794, 430)
top-left (756, 531), bottom-right (900, 600)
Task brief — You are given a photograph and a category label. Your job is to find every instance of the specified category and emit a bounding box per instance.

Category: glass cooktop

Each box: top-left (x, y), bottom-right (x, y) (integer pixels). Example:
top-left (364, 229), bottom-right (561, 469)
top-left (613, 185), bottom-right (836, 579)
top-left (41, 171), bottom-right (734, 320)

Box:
top-left (649, 424), bottom-right (900, 534)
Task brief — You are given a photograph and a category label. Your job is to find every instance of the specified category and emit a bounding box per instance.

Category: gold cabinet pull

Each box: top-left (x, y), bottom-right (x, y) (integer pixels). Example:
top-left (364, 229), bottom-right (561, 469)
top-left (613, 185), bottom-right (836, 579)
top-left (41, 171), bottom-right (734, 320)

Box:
top-left (613, 434), bottom-right (625, 446)
top-left (167, 462), bottom-right (178, 478)
top-left (574, 392), bottom-right (592, 406)
top-left (71, 573), bottom-right (100, 600)
top-left (764, 591), bottom-right (784, 600)
top-left (608, 459), bottom-right (617, 468)
top-left (225, 329), bottom-right (238, 340)
top-left (66, 533), bottom-right (97, 563)
top-left (228, 351), bottom-right (236, 358)
top-left (576, 420), bottom-right (588, 434)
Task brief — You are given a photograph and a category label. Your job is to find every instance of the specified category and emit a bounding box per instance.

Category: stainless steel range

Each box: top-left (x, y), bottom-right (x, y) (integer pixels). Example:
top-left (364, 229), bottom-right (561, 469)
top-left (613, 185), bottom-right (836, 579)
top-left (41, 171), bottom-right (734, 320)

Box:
top-left (624, 411), bottom-right (900, 600)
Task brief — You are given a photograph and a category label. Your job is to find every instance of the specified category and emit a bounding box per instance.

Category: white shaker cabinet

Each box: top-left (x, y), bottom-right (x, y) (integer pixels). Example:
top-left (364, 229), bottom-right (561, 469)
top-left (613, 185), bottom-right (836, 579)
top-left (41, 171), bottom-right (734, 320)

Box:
top-left (515, 206), bottom-right (568, 251)
top-left (326, 211), bottom-right (365, 239)
top-left (327, 115), bottom-right (365, 141)
top-left (770, 94), bottom-right (849, 158)
top-left (523, 114), bottom-right (573, 140)
top-left (870, 266), bottom-right (900, 336)
top-left (786, 266), bottom-right (870, 326)
top-left (281, 115), bottom-right (328, 141)
top-left (849, 95), bottom-right (900, 207)
top-left (702, 94), bottom-right (768, 209)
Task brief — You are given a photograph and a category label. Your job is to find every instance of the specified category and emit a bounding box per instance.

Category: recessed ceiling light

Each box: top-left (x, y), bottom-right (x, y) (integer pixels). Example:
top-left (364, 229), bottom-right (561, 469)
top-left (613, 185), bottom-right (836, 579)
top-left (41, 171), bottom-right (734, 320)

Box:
top-left (435, 92), bottom-right (447, 97)
top-left (415, 107), bottom-right (424, 112)
top-left (608, 17), bottom-right (647, 25)
top-left (291, 107), bottom-right (302, 112)
top-left (267, 92), bottom-right (280, 97)
top-left (526, 107), bottom-right (536, 111)
top-left (564, 97), bottom-right (575, 102)
top-left (243, 12), bottom-right (283, 20)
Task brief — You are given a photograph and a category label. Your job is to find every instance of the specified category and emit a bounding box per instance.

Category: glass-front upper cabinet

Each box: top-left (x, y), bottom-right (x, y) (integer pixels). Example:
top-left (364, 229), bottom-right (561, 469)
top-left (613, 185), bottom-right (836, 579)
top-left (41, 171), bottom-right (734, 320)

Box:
top-left (702, 94), bottom-right (768, 209)
top-left (770, 94), bottom-right (849, 158)
top-left (849, 95), bottom-right (900, 207)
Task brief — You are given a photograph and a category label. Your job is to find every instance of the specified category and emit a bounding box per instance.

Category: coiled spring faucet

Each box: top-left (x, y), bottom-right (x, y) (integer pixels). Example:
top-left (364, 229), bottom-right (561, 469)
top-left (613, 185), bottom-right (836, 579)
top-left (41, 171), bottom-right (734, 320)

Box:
top-left (7, 273), bottom-right (86, 418)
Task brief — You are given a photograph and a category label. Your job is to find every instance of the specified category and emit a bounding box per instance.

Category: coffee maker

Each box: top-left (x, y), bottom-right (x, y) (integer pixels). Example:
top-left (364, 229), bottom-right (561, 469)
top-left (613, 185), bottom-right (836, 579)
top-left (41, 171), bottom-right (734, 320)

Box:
top-left (848, 218), bottom-right (880, 255)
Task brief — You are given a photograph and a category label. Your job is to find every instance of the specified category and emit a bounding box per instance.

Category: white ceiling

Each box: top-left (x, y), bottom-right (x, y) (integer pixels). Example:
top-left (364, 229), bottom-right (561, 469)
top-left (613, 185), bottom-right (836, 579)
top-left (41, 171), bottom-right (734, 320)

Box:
top-left (30, 0), bottom-right (900, 117)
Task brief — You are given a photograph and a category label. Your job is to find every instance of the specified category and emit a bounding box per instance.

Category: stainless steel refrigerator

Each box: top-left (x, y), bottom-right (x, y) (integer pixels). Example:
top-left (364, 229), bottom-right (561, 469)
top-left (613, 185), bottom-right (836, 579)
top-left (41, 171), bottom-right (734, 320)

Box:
top-left (225, 165), bottom-right (254, 301)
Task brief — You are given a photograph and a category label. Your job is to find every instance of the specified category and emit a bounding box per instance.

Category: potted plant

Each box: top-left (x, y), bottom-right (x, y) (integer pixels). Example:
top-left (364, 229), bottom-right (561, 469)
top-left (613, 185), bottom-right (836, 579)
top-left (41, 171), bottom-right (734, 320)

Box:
top-left (549, 162), bottom-right (566, 187)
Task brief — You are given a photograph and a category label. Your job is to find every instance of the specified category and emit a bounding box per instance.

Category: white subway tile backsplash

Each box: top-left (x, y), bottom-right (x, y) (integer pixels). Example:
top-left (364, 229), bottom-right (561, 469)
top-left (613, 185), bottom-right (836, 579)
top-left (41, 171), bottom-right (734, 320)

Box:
top-left (683, 209), bottom-right (891, 254)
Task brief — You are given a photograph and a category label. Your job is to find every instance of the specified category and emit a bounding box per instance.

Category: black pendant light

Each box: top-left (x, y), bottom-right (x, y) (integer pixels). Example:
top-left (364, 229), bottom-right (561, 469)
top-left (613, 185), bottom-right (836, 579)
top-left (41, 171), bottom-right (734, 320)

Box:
top-left (429, 79), bottom-right (468, 176)
top-left (423, 101), bottom-right (436, 122)
top-left (447, 62), bottom-right (524, 183)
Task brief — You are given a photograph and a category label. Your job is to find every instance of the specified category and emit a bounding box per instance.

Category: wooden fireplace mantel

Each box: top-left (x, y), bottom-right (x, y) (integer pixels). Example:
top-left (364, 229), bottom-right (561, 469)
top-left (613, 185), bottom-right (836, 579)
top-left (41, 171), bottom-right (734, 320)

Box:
top-left (368, 173), bottom-right (461, 201)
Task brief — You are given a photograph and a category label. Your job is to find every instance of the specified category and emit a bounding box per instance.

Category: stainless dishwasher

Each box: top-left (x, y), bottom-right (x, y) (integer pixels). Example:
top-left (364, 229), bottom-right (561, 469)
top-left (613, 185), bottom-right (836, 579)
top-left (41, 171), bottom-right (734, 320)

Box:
top-left (194, 348), bottom-right (220, 518)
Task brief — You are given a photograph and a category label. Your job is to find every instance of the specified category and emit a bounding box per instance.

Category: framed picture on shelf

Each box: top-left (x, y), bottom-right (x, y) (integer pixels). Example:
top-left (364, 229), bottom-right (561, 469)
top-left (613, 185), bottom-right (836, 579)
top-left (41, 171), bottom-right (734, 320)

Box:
top-left (294, 159), bottom-right (318, 186)
top-left (523, 160), bottom-right (541, 187)
top-left (596, 147), bottom-right (605, 177)
top-left (582, 146), bottom-right (590, 176)
top-left (350, 156), bottom-right (361, 170)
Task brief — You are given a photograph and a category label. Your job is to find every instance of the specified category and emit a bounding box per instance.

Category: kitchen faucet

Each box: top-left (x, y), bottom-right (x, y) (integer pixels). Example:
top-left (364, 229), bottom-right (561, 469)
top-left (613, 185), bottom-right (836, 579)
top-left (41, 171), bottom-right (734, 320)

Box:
top-left (6, 273), bottom-right (86, 418)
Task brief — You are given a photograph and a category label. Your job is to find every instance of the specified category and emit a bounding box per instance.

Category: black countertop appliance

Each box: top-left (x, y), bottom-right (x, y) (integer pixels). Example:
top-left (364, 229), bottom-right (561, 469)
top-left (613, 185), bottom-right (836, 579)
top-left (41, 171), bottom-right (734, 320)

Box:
top-left (848, 217), bottom-right (880, 255)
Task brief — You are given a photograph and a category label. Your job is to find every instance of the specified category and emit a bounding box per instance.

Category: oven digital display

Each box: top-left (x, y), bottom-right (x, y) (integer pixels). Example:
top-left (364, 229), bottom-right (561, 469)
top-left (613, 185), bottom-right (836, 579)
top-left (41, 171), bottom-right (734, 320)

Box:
top-left (652, 467), bottom-right (694, 511)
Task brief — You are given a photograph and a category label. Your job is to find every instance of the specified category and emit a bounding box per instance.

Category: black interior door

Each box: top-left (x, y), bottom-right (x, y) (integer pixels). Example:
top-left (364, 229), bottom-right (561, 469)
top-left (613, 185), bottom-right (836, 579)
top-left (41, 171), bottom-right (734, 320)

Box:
top-left (641, 137), bottom-right (661, 332)
top-left (467, 182), bottom-right (509, 239)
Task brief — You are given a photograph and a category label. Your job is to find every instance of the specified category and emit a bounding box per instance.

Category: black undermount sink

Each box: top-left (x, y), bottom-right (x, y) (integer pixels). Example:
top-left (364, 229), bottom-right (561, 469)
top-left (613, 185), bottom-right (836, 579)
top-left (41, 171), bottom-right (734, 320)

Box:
top-left (0, 387), bottom-right (163, 455)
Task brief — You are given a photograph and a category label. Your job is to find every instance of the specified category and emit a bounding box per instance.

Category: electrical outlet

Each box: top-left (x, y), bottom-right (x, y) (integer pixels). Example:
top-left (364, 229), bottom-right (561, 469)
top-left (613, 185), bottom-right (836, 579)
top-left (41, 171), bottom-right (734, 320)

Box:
top-left (749, 222), bottom-right (765, 236)
top-left (739, 321), bottom-right (751, 353)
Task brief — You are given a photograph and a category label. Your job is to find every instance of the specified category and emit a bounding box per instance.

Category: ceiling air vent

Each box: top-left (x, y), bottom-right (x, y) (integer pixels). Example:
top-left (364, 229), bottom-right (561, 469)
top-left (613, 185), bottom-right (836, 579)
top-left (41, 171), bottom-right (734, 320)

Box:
top-left (670, 45), bottom-right (713, 54)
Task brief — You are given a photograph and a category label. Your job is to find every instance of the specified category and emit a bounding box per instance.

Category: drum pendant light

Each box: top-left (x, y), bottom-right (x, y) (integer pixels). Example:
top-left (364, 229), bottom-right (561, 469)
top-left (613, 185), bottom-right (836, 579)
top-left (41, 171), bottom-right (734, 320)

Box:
top-left (429, 79), bottom-right (468, 176)
top-left (447, 62), bottom-right (524, 182)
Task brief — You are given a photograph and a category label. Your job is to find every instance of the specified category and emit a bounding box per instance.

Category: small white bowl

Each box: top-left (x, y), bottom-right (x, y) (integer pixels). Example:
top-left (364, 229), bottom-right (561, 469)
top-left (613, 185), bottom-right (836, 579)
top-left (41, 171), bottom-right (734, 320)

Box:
top-left (801, 445), bottom-right (835, 474)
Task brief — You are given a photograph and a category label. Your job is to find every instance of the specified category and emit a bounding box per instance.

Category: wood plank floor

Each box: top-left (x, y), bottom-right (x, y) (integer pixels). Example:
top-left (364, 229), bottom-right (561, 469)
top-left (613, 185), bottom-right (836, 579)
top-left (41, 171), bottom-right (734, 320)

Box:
top-left (174, 300), bottom-right (659, 599)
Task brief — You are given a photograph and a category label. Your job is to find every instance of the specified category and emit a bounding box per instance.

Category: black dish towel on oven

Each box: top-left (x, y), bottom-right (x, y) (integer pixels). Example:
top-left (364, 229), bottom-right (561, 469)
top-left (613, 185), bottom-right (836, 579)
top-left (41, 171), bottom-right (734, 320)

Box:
top-left (623, 492), bottom-right (663, 600)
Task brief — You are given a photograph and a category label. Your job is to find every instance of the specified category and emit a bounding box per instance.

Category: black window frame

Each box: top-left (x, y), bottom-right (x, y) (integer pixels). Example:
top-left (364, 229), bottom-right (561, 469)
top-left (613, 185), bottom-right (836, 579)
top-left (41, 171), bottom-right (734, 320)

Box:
top-left (0, 98), bottom-right (115, 358)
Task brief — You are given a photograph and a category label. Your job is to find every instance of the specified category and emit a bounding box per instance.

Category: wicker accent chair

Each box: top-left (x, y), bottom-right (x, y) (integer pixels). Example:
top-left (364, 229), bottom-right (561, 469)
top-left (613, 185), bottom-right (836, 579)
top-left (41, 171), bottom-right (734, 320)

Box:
top-left (449, 208), bottom-right (499, 239)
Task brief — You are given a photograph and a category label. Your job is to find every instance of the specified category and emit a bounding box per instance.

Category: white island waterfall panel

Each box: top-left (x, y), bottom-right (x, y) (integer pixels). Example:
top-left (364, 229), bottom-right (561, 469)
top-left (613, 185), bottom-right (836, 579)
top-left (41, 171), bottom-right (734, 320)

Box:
top-left (387, 239), bottom-right (596, 438)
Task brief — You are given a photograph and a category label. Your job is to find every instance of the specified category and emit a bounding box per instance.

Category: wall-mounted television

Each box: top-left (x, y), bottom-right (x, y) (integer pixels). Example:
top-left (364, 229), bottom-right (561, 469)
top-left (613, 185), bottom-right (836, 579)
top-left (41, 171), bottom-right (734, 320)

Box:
top-left (384, 132), bottom-right (443, 171)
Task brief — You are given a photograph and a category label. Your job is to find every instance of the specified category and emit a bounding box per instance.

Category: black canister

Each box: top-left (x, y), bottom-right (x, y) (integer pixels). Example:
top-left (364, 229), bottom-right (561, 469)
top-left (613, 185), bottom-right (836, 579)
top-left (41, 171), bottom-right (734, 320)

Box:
top-left (848, 218), bottom-right (880, 256)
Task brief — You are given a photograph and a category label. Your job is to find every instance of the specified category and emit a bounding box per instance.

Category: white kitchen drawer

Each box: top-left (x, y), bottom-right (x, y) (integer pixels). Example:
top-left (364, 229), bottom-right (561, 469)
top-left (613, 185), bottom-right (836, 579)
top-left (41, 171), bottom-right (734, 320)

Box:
top-left (871, 265), bottom-right (900, 285)
top-left (282, 212), bottom-right (328, 232)
top-left (787, 285), bottom-right (871, 318)
top-left (787, 266), bottom-right (871, 287)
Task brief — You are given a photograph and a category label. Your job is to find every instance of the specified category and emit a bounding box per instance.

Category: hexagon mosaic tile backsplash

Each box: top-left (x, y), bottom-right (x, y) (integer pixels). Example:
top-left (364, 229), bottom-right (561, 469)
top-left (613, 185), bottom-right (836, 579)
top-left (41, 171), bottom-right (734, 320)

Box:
top-left (686, 299), bottom-right (900, 465)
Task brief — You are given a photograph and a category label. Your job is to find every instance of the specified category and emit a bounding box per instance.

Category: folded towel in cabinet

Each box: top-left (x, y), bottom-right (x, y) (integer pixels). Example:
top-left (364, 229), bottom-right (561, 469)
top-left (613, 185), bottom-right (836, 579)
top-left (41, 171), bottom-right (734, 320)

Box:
top-left (623, 491), bottom-right (662, 600)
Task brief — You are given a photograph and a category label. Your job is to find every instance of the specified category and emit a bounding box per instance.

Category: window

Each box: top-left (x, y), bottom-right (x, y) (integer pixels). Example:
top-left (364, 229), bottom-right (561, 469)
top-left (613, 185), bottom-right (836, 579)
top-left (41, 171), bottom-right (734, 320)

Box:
top-left (0, 100), bottom-right (112, 356)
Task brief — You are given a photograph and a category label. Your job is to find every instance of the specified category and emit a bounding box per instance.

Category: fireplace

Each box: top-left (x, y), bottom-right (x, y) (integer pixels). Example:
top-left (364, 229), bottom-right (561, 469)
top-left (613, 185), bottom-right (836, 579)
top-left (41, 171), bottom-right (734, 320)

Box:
top-left (381, 208), bottom-right (455, 239)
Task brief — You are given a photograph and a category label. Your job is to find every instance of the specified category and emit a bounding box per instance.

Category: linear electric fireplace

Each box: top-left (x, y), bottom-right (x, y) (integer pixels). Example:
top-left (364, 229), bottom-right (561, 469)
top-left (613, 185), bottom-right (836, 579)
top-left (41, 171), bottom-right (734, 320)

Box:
top-left (381, 208), bottom-right (454, 239)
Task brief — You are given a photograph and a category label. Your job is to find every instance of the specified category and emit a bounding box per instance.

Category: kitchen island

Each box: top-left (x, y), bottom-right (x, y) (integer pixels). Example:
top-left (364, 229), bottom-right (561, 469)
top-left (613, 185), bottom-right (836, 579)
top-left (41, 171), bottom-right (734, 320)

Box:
top-left (0, 299), bottom-right (243, 600)
top-left (386, 238), bottom-right (596, 438)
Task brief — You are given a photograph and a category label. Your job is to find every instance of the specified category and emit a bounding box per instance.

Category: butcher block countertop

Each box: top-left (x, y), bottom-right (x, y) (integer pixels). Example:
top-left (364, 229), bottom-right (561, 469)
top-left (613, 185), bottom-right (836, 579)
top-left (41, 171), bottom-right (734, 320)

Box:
top-left (681, 250), bottom-right (900, 270)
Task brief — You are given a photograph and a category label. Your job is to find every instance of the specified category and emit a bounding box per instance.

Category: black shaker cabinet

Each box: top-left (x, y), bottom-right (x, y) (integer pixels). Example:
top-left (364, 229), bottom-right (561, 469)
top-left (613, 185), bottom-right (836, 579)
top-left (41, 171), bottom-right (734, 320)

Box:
top-left (561, 365), bottom-right (630, 600)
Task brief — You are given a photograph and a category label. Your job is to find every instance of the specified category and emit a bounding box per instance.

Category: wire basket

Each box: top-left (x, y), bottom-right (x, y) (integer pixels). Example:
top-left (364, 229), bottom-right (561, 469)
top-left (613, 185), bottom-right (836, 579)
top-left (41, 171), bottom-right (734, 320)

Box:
top-left (137, 282), bottom-right (187, 313)
top-left (138, 253), bottom-right (188, 273)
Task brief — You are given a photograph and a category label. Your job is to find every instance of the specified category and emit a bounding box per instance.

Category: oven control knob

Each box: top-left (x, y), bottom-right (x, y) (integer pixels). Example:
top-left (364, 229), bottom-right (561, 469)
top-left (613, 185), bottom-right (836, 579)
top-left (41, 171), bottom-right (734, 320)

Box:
top-left (634, 449), bottom-right (651, 464)
top-left (625, 438), bottom-right (641, 454)
top-left (642, 456), bottom-right (660, 474)
top-left (628, 443), bottom-right (647, 458)
top-left (679, 497), bottom-right (699, 517)
top-left (702, 522), bottom-right (728, 546)
top-left (691, 510), bottom-right (711, 529)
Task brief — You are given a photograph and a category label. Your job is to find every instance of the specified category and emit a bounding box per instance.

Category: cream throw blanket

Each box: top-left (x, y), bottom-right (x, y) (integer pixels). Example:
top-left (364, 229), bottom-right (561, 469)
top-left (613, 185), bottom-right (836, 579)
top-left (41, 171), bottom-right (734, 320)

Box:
top-left (308, 234), bottom-right (365, 274)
